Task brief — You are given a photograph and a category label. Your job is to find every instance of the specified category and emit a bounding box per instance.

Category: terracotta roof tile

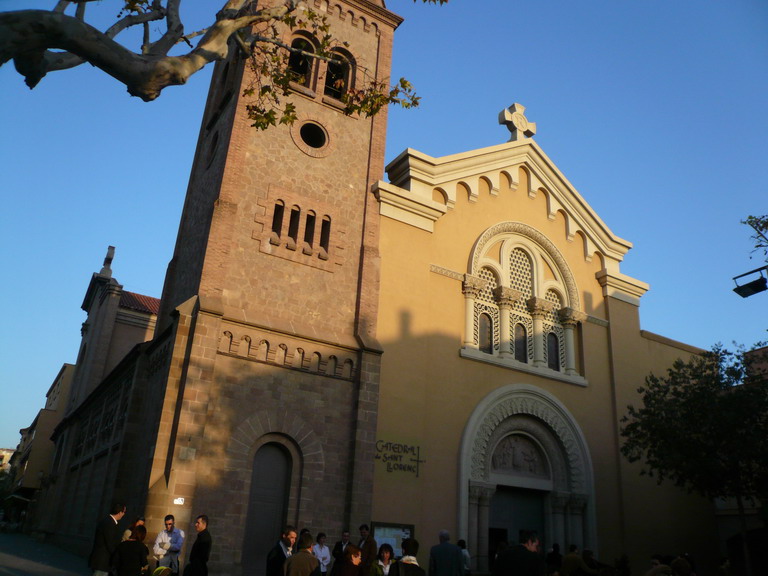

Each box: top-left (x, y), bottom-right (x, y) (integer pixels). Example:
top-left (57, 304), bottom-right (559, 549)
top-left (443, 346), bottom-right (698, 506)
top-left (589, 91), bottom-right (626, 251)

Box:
top-left (120, 291), bottom-right (161, 315)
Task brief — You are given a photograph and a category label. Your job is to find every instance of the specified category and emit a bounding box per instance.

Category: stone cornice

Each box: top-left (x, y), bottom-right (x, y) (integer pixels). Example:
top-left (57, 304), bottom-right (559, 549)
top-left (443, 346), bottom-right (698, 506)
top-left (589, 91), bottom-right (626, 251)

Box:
top-left (373, 180), bottom-right (447, 232)
top-left (595, 269), bottom-right (649, 307)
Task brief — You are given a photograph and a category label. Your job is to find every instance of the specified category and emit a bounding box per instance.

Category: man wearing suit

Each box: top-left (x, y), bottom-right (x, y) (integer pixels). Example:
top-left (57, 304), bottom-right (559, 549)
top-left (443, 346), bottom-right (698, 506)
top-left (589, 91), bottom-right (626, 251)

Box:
top-left (267, 525), bottom-right (297, 576)
top-left (358, 524), bottom-right (378, 575)
top-left (184, 515), bottom-right (213, 576)
top-left (429, 530), bottom-right (464, 576)
top-left (89, 502), bottom-right (126, 576)
top-left (330, 530), bottom-right (351, 576)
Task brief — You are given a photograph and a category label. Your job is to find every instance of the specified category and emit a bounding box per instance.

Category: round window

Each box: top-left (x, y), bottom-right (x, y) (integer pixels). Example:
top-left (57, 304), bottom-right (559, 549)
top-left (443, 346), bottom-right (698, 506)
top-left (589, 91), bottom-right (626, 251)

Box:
top-left (299, 122), bottom-right (327, 149)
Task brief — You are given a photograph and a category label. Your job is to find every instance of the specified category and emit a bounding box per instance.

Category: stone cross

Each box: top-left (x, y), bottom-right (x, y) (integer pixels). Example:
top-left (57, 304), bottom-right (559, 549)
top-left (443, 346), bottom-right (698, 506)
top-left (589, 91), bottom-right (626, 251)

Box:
top-left (498, 103), bottom-right (537, 141)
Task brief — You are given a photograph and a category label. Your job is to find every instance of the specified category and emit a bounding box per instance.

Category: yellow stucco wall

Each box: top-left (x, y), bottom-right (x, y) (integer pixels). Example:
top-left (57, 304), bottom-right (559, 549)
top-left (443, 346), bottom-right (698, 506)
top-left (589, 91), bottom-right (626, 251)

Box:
top-left (371, 140), bottom-right (718, 574)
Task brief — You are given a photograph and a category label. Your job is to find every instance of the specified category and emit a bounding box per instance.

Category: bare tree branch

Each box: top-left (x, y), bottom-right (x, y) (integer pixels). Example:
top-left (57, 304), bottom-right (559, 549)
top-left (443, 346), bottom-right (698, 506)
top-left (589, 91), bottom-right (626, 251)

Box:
top-left (0, 1), bottom-right (301, 101)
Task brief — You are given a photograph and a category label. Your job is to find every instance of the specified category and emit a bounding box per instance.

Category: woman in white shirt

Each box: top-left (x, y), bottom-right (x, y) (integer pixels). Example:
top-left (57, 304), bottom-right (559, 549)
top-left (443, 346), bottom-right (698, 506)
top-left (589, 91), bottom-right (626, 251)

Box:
top-left (314, 532), bottom-right (332, 574)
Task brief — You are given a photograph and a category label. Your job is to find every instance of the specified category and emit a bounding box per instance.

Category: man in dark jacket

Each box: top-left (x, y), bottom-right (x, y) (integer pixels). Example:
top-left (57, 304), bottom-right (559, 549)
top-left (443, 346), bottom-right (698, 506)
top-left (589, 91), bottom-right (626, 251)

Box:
top-left (429, 530), bottom-right (464, 576)
top-left (184, 515), bottom-right (213, 576)
top-left (492, 530), bottom-right (544, 576)
top-left (267, 525), bottom-right (298, 576)
top-left (89, 502), bottom-right (126, 576)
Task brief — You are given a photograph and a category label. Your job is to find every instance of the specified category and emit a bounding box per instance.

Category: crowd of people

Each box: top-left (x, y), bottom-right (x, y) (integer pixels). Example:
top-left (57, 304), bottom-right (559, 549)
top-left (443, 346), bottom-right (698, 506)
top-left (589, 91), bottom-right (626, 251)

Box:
top-left (267, 524), bottom-right (469, 576)
top-left (88, 502), bottom-right (212, 576)
top-left (88, 506), bottom-right (700, 576)
top-left (490, 531), bottom-right (698, 576)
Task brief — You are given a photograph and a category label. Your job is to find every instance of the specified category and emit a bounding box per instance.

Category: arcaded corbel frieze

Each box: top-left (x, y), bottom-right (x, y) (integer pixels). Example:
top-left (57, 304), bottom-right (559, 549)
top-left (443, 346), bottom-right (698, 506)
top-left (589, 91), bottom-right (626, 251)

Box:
top-left (494, 286), bottom-right (523, 308)
top-left (558, 307), bottom-right (587, 327)
top-left (373, 181), bottom-right (447, 232)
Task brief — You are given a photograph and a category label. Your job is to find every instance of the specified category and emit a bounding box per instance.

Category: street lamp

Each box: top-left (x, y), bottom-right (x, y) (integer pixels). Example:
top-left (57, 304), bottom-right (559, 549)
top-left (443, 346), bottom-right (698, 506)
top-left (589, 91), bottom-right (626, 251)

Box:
top-left (733, 265), bottom-right (768, 298)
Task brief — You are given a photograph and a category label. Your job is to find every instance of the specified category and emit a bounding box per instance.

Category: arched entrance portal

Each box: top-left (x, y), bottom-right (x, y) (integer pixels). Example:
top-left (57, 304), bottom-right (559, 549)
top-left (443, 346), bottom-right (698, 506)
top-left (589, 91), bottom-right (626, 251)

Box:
top-left (459, 384), bottom-right (596, 571)
top-left (242, 443), bottom-right (292, 576)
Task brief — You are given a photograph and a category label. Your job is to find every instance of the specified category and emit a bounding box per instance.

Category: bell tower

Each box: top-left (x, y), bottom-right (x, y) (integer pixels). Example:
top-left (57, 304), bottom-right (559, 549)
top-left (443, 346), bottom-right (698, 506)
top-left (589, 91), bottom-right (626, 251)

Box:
top-left (145, 2), bottom-right (402, 573)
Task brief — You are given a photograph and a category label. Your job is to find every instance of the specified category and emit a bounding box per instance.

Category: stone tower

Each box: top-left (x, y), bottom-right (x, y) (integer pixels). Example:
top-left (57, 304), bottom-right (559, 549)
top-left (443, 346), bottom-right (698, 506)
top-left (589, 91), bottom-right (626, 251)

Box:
top-left (144, 1), bottom-right (402, 574)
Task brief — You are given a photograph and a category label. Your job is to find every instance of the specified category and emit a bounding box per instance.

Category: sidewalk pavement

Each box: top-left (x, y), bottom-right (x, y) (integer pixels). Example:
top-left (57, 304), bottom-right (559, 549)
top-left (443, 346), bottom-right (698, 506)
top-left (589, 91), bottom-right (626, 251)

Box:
top-left (0, 532), bottom-right (90, 576)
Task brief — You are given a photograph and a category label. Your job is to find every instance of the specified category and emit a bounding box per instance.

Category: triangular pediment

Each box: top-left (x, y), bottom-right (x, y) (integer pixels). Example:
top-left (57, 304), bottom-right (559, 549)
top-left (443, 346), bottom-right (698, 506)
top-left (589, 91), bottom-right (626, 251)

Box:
top-left (377, 139), bottom-right (633, 266)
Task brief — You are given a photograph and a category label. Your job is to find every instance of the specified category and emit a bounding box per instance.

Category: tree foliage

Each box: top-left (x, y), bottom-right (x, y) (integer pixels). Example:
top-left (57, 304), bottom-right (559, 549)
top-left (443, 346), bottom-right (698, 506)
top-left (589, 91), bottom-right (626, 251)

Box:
top-left (620, 345), bottom-right (768, 502)
top-left (0, 0), bottom-right (446, 129)
top-left (743, 215), bottom-right (768, 260)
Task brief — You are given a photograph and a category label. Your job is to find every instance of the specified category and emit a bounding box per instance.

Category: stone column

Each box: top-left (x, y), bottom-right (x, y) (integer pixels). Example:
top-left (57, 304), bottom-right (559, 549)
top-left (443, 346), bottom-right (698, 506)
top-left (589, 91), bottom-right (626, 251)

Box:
top-left (568, 494), bottom-right (588, 549)
top-left (527, 297), bottom-right (554, 368)
top-left (468, 485), bottom-right (482, 569)
top-left (494, 287), bottom-right (522, 358)
top-left (478, 486), bottom-right (496, 572)
top-left (462, 275), bottom-right (485, 348)
top-left (558, 308), bottom-right (587, 376)
top-left (550, 492), bottom-right (570, 551)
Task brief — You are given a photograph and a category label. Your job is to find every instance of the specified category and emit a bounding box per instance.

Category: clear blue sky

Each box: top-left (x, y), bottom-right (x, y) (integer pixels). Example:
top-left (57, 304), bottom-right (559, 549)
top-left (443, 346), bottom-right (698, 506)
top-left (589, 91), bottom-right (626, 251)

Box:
top-left (1, 0), bottom-right (766, 449)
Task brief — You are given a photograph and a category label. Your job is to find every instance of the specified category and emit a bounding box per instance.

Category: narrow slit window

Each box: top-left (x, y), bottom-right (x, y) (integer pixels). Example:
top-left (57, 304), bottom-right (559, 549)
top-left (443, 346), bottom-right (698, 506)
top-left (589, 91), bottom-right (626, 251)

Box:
top-left (303, 211), bottom-right (316, 255)
top-left (479, 313), bottom-right (493, 354)
top-left (287, 206), bottom-right (301, 250)
top-left (319, 216), bottom-right (331, 259)
top-left (514, 323), bottom-right (528, 363)
top-left (270, 201), bottom-right (285, 246)
top-left (547, 332), bottom-right (560, 371)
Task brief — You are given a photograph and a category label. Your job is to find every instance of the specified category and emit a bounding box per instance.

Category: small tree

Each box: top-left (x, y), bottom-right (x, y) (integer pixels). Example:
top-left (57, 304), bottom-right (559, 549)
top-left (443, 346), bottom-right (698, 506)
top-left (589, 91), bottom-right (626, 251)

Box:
top-left (0, 0), bottom-right (446, 128)
top-left (621, 345), bottom-right (768, 575)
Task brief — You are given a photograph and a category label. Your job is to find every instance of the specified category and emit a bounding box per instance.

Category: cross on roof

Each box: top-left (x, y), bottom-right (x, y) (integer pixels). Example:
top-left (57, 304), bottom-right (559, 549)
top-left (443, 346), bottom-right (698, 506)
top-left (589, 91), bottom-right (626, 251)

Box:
top-left (498, 103), bottom-right (537, 141)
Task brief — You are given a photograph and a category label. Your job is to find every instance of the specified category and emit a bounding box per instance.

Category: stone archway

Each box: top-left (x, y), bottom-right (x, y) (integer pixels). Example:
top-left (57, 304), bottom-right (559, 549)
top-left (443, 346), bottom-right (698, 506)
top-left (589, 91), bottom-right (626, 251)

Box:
top-left (458, 384), bottom-right (596, 571)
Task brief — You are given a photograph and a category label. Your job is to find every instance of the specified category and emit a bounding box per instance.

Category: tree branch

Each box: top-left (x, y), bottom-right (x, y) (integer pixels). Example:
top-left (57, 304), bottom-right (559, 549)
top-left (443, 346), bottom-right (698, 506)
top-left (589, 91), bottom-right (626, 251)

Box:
top-left (0, 2), bottom-right (300, 101)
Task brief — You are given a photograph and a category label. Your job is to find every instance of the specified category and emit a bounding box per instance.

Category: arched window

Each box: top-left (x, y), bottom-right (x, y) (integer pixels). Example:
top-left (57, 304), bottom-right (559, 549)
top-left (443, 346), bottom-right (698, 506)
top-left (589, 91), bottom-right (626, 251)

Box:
top-left (324, 51), bottom-right (351, 99)
top-left (479, 314), bottom-right (493, 354)
top-left (544, 289), bottom-right (565, 371)
top-left (475, 267), bottom-right (500, 353)
top-left (462, 226), bottom-right (585, 383)
top-left (288, 37), bottom-right (315, 88)
top-left (547, 333), bottom-right (560, 371)
top-left (514, 323), bottom-right (528, 363)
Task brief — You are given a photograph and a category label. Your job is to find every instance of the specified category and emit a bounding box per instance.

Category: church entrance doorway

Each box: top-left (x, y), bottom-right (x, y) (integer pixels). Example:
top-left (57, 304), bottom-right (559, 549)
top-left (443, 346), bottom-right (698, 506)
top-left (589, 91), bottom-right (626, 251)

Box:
top-left (459, 385), bottom-right (597, 573)
top-left (242, 443), bottom-right (292, 576)
top-left (489, 486), bottom-right (546, 566)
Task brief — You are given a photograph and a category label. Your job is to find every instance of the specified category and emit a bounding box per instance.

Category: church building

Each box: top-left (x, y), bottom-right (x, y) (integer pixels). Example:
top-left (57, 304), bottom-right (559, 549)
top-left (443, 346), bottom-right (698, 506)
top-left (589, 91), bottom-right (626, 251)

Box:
top-left (34, 1), bottom-right (723, 575)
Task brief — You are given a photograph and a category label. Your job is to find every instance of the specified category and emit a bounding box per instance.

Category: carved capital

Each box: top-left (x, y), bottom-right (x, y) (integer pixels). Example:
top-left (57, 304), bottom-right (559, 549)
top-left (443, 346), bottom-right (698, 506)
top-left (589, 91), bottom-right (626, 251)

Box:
top-left (558, 307), bottom-right (587, 327)
top-left (469, 484), bottom-right (484, 504)
top-left (478, 486), bottom-right (496, 505)
top-left (494, 286), bottom-right (522, 308)
top-left (463, 274), bottom-right (486, 298)
top-left (527, 297), bottom-right (554, 319)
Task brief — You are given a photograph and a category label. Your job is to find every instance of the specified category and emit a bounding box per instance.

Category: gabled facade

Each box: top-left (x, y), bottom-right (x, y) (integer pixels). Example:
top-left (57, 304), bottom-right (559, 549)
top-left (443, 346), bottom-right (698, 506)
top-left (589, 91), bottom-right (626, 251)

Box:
top-left (370, 119), bottom-right (719, 574)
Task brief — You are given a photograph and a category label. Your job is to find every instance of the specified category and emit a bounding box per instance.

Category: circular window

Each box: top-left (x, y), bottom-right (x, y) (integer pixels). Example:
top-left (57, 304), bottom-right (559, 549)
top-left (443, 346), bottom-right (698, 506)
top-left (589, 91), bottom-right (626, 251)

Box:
top-left (290, 118), bottom-right (332, 158)
top-left (299, 122), bottom-right (327, 149)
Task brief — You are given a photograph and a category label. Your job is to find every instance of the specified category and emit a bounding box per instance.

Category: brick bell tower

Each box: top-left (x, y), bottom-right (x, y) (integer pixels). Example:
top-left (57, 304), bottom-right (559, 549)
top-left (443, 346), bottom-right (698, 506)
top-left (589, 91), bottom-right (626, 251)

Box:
top-left (145, 1), bottom-right (401, 574)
